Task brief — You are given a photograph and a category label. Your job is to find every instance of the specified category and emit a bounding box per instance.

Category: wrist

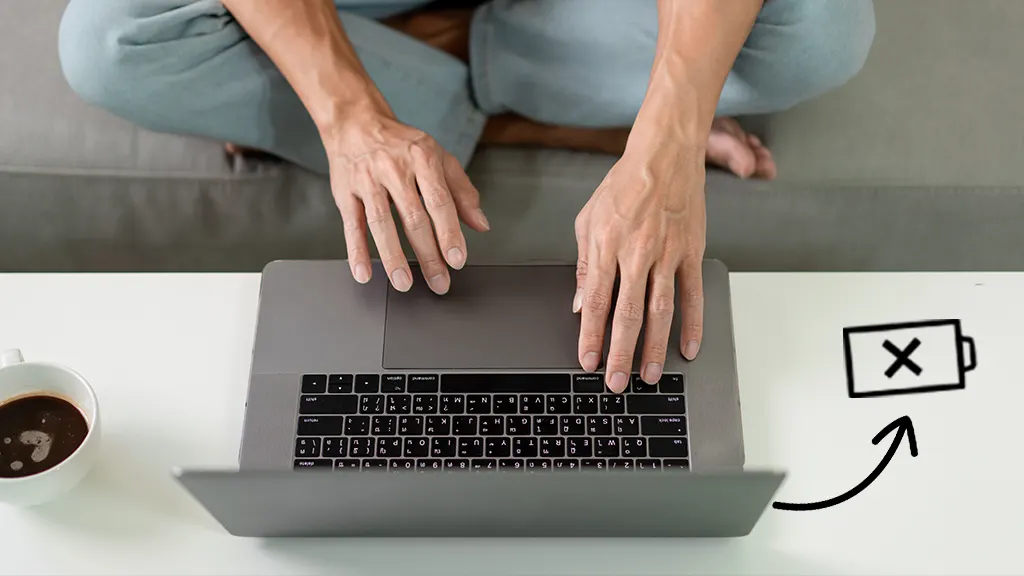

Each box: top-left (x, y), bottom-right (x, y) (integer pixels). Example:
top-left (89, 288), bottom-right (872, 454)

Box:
top-left (626, 87), bottom-right (707, 161)
top-left (311, 75), bottom-right (394, 148)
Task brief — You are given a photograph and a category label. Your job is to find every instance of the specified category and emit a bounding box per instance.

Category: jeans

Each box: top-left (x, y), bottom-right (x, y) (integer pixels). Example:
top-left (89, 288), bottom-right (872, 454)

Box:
top-left (58, 0), bottom-right (875, 175)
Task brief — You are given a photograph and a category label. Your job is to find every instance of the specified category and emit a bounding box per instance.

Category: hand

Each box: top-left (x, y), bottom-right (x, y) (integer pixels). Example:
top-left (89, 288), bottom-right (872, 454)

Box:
top-left (325, 110), bottom-right (490, 294)
top-left (573, 144), bottom-right (707, 394)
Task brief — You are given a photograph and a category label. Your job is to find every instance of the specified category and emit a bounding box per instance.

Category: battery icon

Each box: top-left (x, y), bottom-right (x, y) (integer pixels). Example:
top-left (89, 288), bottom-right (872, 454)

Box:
top-left (843, 319), bottom-right (977, 398)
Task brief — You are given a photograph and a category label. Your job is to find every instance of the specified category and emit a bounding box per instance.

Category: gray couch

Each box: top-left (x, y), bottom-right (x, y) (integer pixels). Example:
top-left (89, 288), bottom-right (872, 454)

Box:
top-left (2, 0), bottom-right (1022, 273)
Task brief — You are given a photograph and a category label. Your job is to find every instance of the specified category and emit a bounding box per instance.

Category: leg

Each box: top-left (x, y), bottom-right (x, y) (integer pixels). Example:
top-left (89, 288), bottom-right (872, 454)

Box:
top-left (57, 0), bottom-right (487, 174)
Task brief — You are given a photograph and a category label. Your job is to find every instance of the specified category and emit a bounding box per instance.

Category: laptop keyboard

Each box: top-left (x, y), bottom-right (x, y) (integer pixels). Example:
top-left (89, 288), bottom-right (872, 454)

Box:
top-left (293, 373), bottom-right (690, 472)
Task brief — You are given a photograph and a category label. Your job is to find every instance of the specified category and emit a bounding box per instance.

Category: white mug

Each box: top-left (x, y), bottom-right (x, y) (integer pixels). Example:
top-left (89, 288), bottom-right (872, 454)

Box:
top-left (0, 349), bottom-right (101, 507)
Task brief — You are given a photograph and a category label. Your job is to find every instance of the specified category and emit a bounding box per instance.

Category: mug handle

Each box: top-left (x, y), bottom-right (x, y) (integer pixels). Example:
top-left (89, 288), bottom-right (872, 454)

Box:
top-left (960, 336), bottom-right (977, 372)
top-left (0, 349), bottom-right (23, 368)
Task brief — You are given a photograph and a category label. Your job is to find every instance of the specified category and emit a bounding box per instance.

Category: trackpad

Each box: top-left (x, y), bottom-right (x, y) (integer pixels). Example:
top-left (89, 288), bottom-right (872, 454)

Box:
top-left (383, 266), bottom-right (581, 370)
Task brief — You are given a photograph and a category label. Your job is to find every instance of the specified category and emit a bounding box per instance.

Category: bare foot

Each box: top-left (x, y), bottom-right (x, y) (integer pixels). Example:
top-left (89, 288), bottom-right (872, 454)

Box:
top-left (705, 117), bottom-right (777, 180)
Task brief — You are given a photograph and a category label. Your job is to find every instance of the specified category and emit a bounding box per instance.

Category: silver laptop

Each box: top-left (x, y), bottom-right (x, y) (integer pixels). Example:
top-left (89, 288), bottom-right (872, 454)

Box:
top-left (174, 259), bottom-right (785, 537)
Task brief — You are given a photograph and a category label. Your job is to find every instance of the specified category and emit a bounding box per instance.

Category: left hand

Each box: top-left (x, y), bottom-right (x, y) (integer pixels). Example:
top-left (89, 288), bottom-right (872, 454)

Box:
top-left (573, 142), bottom-right (707, 394)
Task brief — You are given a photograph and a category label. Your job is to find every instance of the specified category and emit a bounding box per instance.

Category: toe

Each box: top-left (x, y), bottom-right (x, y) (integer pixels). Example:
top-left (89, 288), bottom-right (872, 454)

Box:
top-left (707, 132), bottom-right (756, 178)
top-left (746, 134), bottom-right (777, 180)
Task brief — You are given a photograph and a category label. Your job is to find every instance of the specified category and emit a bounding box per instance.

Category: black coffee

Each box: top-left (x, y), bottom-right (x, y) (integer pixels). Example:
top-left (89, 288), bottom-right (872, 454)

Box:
top-left (0, 394), bottom-right (89, 479)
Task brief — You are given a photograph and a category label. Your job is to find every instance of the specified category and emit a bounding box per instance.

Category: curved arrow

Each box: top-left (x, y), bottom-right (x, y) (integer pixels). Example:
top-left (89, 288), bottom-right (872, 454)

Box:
top-left (772, 415), bottom-right (918, 512)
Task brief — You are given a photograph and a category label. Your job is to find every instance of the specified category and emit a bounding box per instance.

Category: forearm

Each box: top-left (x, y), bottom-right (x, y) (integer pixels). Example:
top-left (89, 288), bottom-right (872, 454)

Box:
top-left (222, 0), bottom-right (389, 140)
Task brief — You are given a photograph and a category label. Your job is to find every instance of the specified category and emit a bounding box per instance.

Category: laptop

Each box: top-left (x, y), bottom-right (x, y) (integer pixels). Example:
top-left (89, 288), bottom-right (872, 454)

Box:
top-left (173, 258), bottom-right (785, 537)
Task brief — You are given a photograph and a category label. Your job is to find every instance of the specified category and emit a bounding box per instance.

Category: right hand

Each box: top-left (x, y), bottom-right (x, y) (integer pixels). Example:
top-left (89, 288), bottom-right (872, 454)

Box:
top-left (325, 111), bottom-right (490, 295)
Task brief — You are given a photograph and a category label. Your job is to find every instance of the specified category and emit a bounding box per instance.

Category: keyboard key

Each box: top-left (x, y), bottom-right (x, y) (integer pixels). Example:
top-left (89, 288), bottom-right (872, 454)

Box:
top-left (425, 416), bottom-right (451, 435)
top-left (493, 395), bottom-right (518, 414)
top-left (472, 459), bottom-right (497, 471)
top-left (386, 394), bottom-right (412, 414)
top-left (355, 374), bottom-right (380, 393)
top-left (431, 437), bottom-right (457, 458)
top-left (344, 416), bottom-right (370, 436)
top-left (513, 437), bottom-right (538, 458)
top-left (574, 394), bottom-right (600, 414)
top-left (362, 459), bottom-right (388, 470)
top-left (466, 395), bottom-right (491, 414)
top-left (533, 416), bottom-right (558, 436)
top-left (587, 416), bottom-right (612, 436)
top-left (453, 416), bottom-right (478, 435)
top-left (609, 459), bottom-right (634, 470)
top-left (300, 395), bottom-right (358, 415)
top-left (407, 374), bottom-right (439, 393)
top-left (636, 459), bottom-right (660, 471)
top-left (458, 437), bottom-right (484, 458)
top-left (595, 437), bottom-right (620, 457)
top-left (295, 437), bottom-right (320, 458)
top-left (445, 459), bottom-right (471, 471)
top-left (440, 395), bottom-right (465, 414)
top-left (641, 416), bottom-right (688, 436)
top-left (622, 438), bottom-right (646, 457)
top-left (627, 395), bottom-right (686, 415)
top-left (328, 374), bottom-right (354, 394)
top-left (441, 373), bottom-right (571, 393)
top-left (527, 459), bottom-right (552, 471)
top-left (546, 395), bottom-right (572, 414)
top-left (382, 374), bottom-right (406, 393)
top-left (660, 374), bottom-right (684, 394)
top-left (334, 458), bottom-right (360, 470)
top-left (360, 395), bottom-right (385, 414)
top-left (390, 459), bottom-right (415, 471)
top-left (615, 416), bottom-right (640, 436)
top-left (294, 458), bottom-right (331, 469)
top-left (567, 437), bottom-right (592, 457)
top-left (322, 437), bottom-right (347, 457)
top-left (650, 438), bottom-right (690, 458)
top-left (520, 395), bottom-right (545, 414)
top-left (601, 395), bottom-right (626, 414)
top-left (417, 459), bottom-right (444, 471)
top-left (506, 416), bottom-right (531, 435)
top-left (376, 437), bottom-right (403, 458)
top-left (350, 437), bottom-right (374, 457)
top-left (581, 459), bottom-right (606, 469)
top-left (480, 416), bottom-right (504, 435)
top-left (297, 416), bottom-right (343, 436)
top-left (404, 437), bottom-right (430, 458)
top-left (554, 459), bottom-right (579, 470)
top-left (631, 375), bottom-right (658, 394)
top-left (485, 437), bottom-right (511, 458)
top-left (540, 437), bottom-right (565, 457)
top-left (398, 416), bottom-right (424, 435)
top-left (663, 459), bottom-right (690, 470)
top-left (500, 459), bottom-right (525, 471)
top-left (573, 373), bottom-right (605, 393)
top-left (301, 374), bottom-right (327, 394)
top-left (371, 416), bottom-right (396, 435)
top-left (560, 416), bottom-right (586, 436)
top-left (413, 395), bottom-right (438, 414)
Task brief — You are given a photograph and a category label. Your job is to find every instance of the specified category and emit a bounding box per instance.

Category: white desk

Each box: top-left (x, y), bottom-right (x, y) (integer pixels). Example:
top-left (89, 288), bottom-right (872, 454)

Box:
top-left (1, 271), bottom-right (1022, 575)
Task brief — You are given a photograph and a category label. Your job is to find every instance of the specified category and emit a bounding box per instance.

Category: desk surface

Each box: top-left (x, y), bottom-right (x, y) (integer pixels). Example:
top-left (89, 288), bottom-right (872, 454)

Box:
top-left (0, 271), bottom-right (1021, 575)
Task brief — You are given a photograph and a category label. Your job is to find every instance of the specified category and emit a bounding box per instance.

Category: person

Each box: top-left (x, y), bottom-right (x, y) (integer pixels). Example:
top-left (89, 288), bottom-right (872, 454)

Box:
top-left (57, 0), bottom-right (875, 393)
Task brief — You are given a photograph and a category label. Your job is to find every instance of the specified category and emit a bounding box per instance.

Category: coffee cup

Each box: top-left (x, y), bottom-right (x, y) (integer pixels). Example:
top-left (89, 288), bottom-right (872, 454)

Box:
top-left (0, 349), bottom-right (101, 507)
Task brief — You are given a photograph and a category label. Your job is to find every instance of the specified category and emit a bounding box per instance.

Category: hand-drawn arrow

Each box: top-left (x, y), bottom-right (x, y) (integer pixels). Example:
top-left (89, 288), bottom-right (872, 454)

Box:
top-left (772, 415), bottom-right (918, 511)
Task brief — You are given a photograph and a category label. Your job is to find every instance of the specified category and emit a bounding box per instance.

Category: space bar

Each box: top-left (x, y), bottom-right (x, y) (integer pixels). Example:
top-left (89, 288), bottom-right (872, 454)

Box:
top-left (441, 373), bottom-right (572, 393)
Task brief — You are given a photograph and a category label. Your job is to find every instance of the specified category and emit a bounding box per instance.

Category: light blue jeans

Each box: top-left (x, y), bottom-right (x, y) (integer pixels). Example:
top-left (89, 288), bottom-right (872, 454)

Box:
top-left (58, 0), bottom-right (875, 175)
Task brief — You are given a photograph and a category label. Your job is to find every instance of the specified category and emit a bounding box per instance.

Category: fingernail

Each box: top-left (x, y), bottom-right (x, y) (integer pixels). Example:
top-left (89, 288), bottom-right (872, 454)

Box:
top-left (572, 290), bottom-right (582, 313)
top-left (608, 372), bottom-right (628, 394)
top-left (392, 269), bottom-right (412, 292)
top-left (683, 340), bottom-right (700, 360)
top-left (447, 247), bottom-right (465, 269)
top-left (354, 263), bottom-right (370, 284)
top-left (477, 210), bottom-right (490, 230)
top-left (644, 362), bottom-right (662, 384)
top-left (582, 352), bottom-right (600, 372)
top-left (428, 274), bottom-right (449, 295)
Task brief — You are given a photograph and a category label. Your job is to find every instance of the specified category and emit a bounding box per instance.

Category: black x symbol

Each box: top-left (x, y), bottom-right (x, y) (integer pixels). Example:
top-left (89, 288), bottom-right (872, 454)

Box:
top-left (883, 338), bottom-right (922, 378)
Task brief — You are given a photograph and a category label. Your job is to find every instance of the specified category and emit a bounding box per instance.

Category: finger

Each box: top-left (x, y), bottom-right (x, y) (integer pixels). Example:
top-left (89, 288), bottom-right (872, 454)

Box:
top-left (577, 244), bottom-right (616, 376)
top-left (412, 144), bottom-right (469, 272)
top-left (335, 191), bottom-right (373, 284)
top-left (678, 256), bottom-right (704, 360)
top-left (442, 152), bottom-right (490, 232)
top-left (604, 267), bottom-right (649, 394)
top-left (573, 212), bottom-right (590, 314)
top-left (640, 265), bottom-right (676, 384)
top-left (361, 183), bottom-right (413, 292)
top-left (380, 162), bottom-right (451, 295)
